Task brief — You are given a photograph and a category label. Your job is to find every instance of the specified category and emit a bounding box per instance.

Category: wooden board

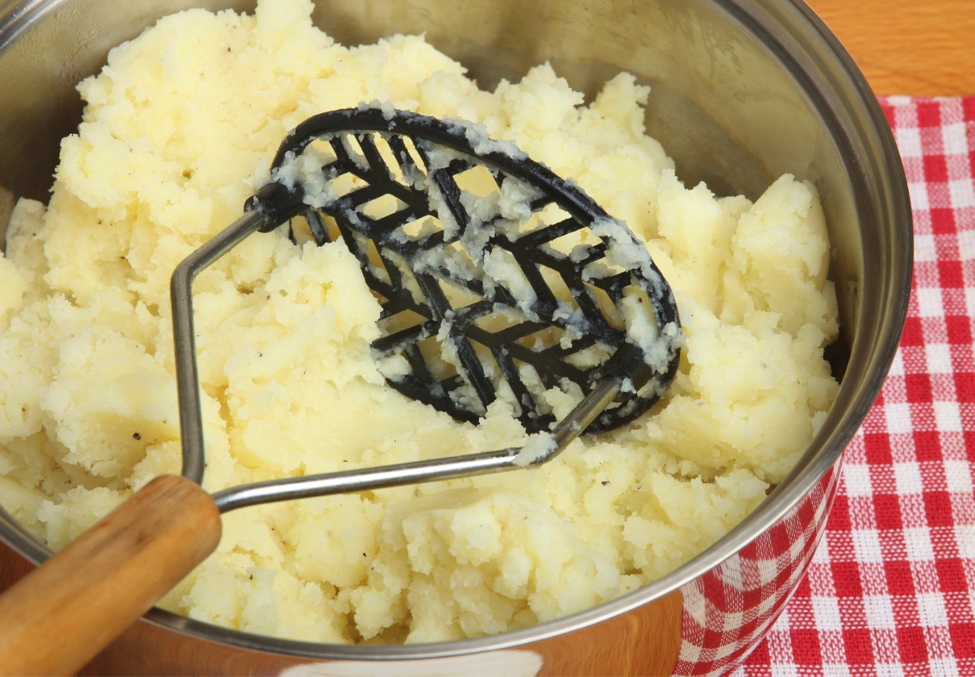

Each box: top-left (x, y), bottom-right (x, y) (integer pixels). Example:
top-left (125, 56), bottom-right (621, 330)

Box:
top-left (806, 0), bottom-right (975, 96)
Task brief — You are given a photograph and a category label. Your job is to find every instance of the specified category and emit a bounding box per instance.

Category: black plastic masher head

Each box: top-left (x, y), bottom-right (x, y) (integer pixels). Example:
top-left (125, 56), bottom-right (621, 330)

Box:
top-left (254, 107), bottom-right (680, 431)
top-left (170, 106), bottom-right (681, 513)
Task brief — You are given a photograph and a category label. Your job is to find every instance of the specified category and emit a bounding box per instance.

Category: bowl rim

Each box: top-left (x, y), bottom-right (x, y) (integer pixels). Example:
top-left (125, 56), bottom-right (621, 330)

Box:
top-left (0, 0), bottom-right (912, 660)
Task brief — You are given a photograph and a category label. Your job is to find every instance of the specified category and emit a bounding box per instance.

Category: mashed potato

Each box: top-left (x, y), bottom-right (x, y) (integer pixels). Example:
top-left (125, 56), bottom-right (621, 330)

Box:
top-left (0, 0), bottom-right (838, 644)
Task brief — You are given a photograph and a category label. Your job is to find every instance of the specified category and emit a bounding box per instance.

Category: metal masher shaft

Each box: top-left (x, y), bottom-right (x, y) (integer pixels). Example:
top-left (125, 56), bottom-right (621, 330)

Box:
top-left (210, 377), bottom-right (621, 513)
top-left (171, 210), bottom-right (269, 485)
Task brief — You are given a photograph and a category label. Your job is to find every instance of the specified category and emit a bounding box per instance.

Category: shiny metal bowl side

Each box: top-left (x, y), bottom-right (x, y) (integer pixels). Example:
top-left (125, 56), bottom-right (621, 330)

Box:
top-left (0, 0), bottom-right (911, 674)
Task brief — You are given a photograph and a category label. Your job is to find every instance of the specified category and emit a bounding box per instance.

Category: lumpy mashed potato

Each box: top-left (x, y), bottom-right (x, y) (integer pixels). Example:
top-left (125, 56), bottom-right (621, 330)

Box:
top-left (0, 0), bottom-right (838, 644)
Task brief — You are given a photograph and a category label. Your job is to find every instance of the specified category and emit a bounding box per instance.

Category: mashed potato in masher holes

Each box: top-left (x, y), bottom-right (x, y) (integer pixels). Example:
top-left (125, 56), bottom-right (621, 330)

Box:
top-left (0, 0), bottom-right (838, 643)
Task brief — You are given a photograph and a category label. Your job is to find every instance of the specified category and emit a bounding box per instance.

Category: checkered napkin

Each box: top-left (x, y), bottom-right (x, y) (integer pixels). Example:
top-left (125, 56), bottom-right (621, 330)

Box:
top-left (732, 97), bottom-right (975, 676)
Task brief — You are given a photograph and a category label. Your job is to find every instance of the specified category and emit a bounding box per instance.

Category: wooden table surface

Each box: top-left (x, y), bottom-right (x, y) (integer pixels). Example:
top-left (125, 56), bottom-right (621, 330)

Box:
top-left (806, 0), bottom-right (975, 96)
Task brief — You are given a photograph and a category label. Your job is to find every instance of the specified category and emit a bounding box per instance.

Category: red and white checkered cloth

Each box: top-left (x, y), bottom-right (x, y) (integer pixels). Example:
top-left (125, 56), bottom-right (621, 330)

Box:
top-left (732, 96), bottom-right (975, 676)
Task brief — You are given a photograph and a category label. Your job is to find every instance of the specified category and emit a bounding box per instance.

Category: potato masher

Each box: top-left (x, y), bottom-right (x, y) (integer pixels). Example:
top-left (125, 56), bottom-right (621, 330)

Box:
top-left (0, 107), bottom-right (680, 676)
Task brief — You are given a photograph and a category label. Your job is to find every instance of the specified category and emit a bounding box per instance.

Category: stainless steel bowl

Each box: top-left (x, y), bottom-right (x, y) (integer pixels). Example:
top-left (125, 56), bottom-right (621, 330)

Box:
top-left (0, 0), bottom-right (911, 674)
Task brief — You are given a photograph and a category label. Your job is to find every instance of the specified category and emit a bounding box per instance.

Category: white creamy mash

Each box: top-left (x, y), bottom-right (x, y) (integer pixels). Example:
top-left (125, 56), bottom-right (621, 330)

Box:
top-left (0, 0), bottom-right (839, 644)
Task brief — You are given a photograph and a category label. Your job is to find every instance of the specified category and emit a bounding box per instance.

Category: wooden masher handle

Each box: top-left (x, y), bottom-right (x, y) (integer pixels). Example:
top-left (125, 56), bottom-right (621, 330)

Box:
top-left (0, 475), bottom-right (222, 676)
